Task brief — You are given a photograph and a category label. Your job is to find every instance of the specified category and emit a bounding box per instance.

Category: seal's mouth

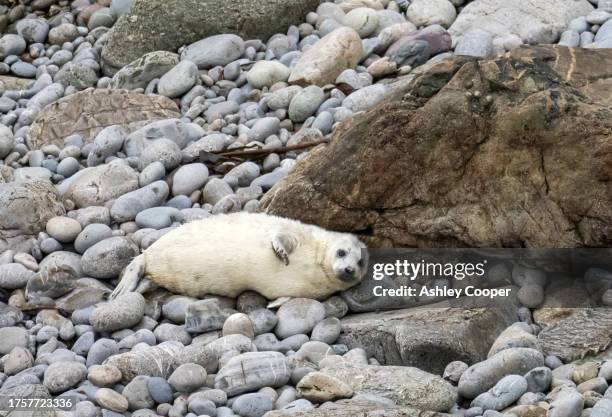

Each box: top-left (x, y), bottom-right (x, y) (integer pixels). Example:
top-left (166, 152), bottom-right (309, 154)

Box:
top-left (338, 268), bottom-right (359, 283)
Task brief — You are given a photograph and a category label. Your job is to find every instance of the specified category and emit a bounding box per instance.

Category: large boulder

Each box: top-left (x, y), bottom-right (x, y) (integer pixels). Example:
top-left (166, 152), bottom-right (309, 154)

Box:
top-left (0, 180), bottom-right (65, 238)
top-left (100, 0), bottom-right (319, 74)
top-left (338, 299), bottom-right (517, 375)
top-left (264, 401), bottom-right (454, 417)
top-left (449, 0), bottom-right (593, 44)
top-left (260, 46), bottom-right (612, 248)
top-left (27, 89), bottom-right (179, 149)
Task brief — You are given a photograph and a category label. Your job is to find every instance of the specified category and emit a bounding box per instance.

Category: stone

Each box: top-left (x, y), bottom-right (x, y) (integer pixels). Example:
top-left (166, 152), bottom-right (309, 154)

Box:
top-left (3, 347), bottom-right (33, 376)
top-left (471, 375), bottom-right (528, 411)
top-left (46, 216), bottom-right (82, 243)
top-left (538, 309), bottom-right (612, 361)
top-left (55, 63), bottom-right (99, 90)
top-left (311, 317), bottom-right (341, 344)
top-left (81, 237), bottom-right (139, 279)
top-left (488, 322), bottom-right (539, 357)
top-left (247, 61), bottom-right (291, 89)
top-left (43, 361), bottom-right (87, 394)
top-left (74, 224), bottom-right (113, 254)
top-left (48, 23), bottom-right (80, 45)
top-left (297, 372), bottom-right (353, 403)
top-left (342, 84), bottom-right (388, 112)
top-left (232, 393), bottom-right (274, 417)
top-left (172, 163), bottom-right (209, 196)
top-left (592, 399), bottom-right (612, 417)
top-left (0, 34), bottom-right (26, 59)
top-left (88, 364), bottom-right (123, 387)
top-left (26, 265), bottom-right (77, 300)
top-left (110, 180), bottom-right (169, 222)
top-left (345, 8), bottom-right (380, 38)
top-left (449, 0), bottom-right (593, 44)
top-left (123, 375), bottom-right (155, 410)
top-left (138, 138), bottom-right (182, 170)
top-left (90, 293), bottom-right (145, 332)
top-left (288, 86), bottom-right (326, 123)
top-left (260, 46), bottom-right (612, 248)
top-left (458, 348), bottom-right (544, 399)
top-left (276, 298), bottom-right (326, 339)
top-left (95, 388), bottom-right (129, 413)
top-left (101, 0), bottom-right (319, 73)
top-left (266, 404), bottom-right (454, 417)
top-left (0, 327), bottom-right (28, 355)
top-left (0, 180), bottom-right (65, 239)
top-left (385, 25), bottom-right (452, 66)
top-left (202, 178), bottom-right (234, 205)
top-left (247, 117), bottom-right (281, 142)
top-left (158, 60), bottom-right (199, 97)
top-left (16, 19), bottom-right (49, 44)
top-left (27, 89), bottom-right (179, 149)
top-left (407, 0), bottom-right (457, 28)
top-left (455, 29), bottom-right (494, 57)
top-left (214, 351), bottom-right (290, 396)
top-left (0, 124), bottom-right (14, 159)
top-left (184, 299), bottom-right (236, 333)
top-left (169, 363), bottom-right (207, 393)
top-left (289, 27), bottom-right (363, 86)
top-left (147, 377), bottom-right (173, 404)
top-left (111, 51), bottom-right (179, 90)
top-left (322, 364), bottom-right (457, 411)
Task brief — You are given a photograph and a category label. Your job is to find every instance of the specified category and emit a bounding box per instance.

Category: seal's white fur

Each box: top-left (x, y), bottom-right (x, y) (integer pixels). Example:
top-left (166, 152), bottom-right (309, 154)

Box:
top-left (111, 212), bottom-right (367, 300)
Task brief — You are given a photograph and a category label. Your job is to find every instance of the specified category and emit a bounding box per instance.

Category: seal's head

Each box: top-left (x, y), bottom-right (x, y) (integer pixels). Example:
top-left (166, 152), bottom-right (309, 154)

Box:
top-left (327, 235), bottom-right (368, 283)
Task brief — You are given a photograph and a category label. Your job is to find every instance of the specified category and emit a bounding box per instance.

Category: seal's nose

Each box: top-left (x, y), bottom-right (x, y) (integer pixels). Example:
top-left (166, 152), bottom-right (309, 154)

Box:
top-left (345, 267), bottom-right (355, 275)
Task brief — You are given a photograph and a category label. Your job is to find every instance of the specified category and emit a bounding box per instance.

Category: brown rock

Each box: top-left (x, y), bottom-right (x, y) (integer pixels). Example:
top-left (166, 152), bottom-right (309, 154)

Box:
top-left (538, 309), bottom-right (612, 361)
top-left (263, 401), bottom-right (454, 417)
top-left (338, 299), bottom-right (517, 375)
top-left (296, 372), bottom-right (353, 403)
top-left (260, 45), bottom-right (612, 248)
top-left (27, 89), bottom-right (179, 149)
top-left (0, 180), bottom-right (65, 239)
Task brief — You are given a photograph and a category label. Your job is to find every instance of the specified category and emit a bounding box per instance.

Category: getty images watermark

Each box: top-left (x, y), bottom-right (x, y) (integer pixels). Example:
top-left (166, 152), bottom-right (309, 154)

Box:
top-left (352, 248), bottom-right (612, 309)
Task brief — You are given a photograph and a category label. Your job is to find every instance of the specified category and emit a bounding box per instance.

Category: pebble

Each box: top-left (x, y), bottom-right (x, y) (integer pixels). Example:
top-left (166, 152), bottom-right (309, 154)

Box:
top-left (81, 236), bottom-right (139, 278)
top-left (90, 293), bottom-right (145, 332)
top-left (182, 34), bottom-right (245, 69)
top-left (0, 34), bottom-right (26, 59)
top-left (310, 317), bottom-right (341, 344)
top-left (111, 181), bottom-right (170, 222)
top-left (43, 361), bottom-right (87, 394)
top-left (275, 298), bottom-right (326, 339)
top-left (147, 376), bottom-right (173, 404)
top-left (232, 393), bottom-right (274, 417)
top-left (74, 224), bottom-right (113, 254)
top-left (95, 388), bottom-right (129, 413)
top-left (455, 29), bottom-right (494, 57)
top-left (169, 363), bottom-right (207, 393)
top-left (88, 364), bottom-right (122, 387)
top-left (16, 18), bottom-right (49, 43)
top-left (288, 85), bottom-right (326, 122)
top-left (158, 60), bottom-right (199, 98)
top-left (172, 163), bottom-right (209, 196)
top-left (46, 216), bottom-right (82, 243)
top-left (471, 375), bottom-right (528, 411)
top-left (247, 60), bottom-right (291, 88)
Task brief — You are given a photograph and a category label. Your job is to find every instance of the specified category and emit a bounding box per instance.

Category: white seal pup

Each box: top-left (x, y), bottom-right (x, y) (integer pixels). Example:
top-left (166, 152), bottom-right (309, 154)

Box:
top-left (110, 212), bottom-right (367, 300)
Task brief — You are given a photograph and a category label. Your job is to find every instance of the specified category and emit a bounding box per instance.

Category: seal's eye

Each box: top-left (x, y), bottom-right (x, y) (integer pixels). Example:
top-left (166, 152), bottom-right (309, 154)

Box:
top-left (337, 249), bottom-right (347, 258)
top-left (358, 259), bottom-right (364, 267)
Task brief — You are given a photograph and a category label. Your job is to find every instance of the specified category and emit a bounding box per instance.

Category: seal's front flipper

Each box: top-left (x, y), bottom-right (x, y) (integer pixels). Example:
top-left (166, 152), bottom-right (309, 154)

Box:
top-left (267, 296), bottom-right (292, 309)
top-left (110, 254), bottom-right (145, 299)
top-left (271, 233), bottom-right (297, 266)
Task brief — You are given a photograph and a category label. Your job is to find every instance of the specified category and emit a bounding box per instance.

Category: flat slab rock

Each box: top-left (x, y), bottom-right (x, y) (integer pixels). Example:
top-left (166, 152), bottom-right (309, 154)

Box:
top-left (338, 299), bottom-right (517, 375)
top-left (260, 45), bottom-right (612, 248)
top-left (320, 364), bottom-right (457, 412)
top-left (264, 401), bottom-right (453, 417)
top-left (538, 308), bottom-right (612, 362)
top-left (27, 89), bottom-right (179, 149)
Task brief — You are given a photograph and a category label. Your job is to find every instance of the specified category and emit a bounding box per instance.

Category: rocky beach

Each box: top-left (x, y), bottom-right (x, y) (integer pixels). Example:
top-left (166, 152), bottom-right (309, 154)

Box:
top-left (0, 0), bottom-right (612, 416)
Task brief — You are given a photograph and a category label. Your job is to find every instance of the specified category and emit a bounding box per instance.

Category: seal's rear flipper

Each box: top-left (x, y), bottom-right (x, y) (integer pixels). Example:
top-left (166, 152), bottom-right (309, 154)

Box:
top-left (110, 254), bottom-right (146, 299)
top-left (271, 232), bottom-right (298, 265)
top-left (267, 296), bottom-right (292, 309)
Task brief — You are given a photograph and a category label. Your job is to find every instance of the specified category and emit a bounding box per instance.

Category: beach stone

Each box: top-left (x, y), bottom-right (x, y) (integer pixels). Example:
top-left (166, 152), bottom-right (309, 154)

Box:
top-left (0, 327), bottom-right (28, 355)
top-left (345, 8), bottom-right (380, 38)
top-left (275, 298), bottom-right (326, 339)
top-left (181, 34), bottom-right (245, 69)
top-left (488, 322), bottom-right (539, 357)
top-left (202, 178), bottom-right (234, 205)
top-left (158, 60), bottom-right (199, 98)
top-left (111, 51), bottom-right (179, 90)
top-left (548, 391), bottom-right (584, 417)
top-left (455, 29), bottom-right (494, 57)
top-left (311, 317), bottom-right (341, 344)
top-left (122, 375), bottom-right (155, 410)
top-left (101, 0), bottom-right (319, 73)
top-left (385, 25), bottom-right (452, 66)
top-left (0, 34), bottom-right (26, 59)
top-left (322, 364), bottom-right (457, 411)
top-left (296, 372), bottom-right (353, 403)
top-left (55, 63), bottom-right (99, 90)
top-left (60, 163), bottom-right (139, 208)
top-left (88, 364), bottom-right (123, 387)
top-left (169, 363), bottom-right (207, 393)
top-left (16, 18), bottom-right (49, 43)
top-left (459, 348), bottom-right (544, 399)
top-left (90, 293), bottom-right (145, 332)
top-left (26, 265), bottom-right (77, 300)
top-left (43, 361), bottom-right (87, 394)
top-left (184, 299), bottom-right (236, 333)
top-left (87, 338), bottom-right (119, 367)
top-left (27, 89), bottom-right (179, 149)
top-left (215, 351), bottom-right (290, 396)
top-left (407, 0), bottom-right (457, 28)
top-left (342, 84), bottom-right (388, 112)
top-left (95, 388), bottom-right (129, 413)
top-left (147, 377), bottom-right (173, 404)
top-left (3, 347), bottom-right (33, 376)
top-left (592, 399), bottom-right (612, 417)
top-left (247, 117), bottom-right (281, 141)
top-left (48, 23), bottom-right (80, 45)
top-left (524, 367), bottom-right (552, 393)
top-left (449, 0), bottom-right (594, 44)
top-left (0, 262), bottom-right (35, 289)
top-left (172, 163), bottom-right (209, 196)
top-left (288, 86), bottom-right (326, 123)
top-left (471, 375), bottom-right (528, 411)
top-left (0, 180), bottom-right (65, 239)
top-left (81, 236), bottom-right (139, 279)
top-left (0, 124), bottom-right (14, 159)
top-left (110, 180), bottom-right (169, 222)
top-left (247, 60), bottom-right (291, 89)
top-left (289, 27), bottom-right (363, 86)
top-left (222, 313), bottom-right (255, 339)
top-left (46, 216), bottom-right (82, 243)
top-left (74, 224), bottom-right (113, 254)
top-left (261, 46), bottom-right (612, 248)
top-left (232, 393), bottom-right (274, 417)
